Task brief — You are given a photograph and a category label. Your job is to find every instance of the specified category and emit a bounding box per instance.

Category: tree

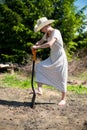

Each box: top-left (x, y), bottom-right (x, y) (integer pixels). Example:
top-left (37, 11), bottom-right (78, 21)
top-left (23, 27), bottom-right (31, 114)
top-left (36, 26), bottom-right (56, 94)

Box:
top-left (0, 0), bottom-right (86, 63)
top-left (0, 0), bottom-right (35, 63)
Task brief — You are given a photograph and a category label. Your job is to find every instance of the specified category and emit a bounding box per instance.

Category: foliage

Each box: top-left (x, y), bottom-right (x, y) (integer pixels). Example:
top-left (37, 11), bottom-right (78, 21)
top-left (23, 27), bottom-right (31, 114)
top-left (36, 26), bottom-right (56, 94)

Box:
top-left (68, 85), bottom-right (87, 94)
top-left (0, 0), bottom-right (35, 63)
top-left (74, 31), bottom-right (87, 49)
top-left (0, 0), bottom-right (87, 63)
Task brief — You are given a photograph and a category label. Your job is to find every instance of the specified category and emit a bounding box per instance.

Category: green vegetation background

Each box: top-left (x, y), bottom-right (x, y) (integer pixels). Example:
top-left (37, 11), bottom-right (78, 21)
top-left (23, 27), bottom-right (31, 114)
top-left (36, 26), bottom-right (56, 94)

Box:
top-left (0, 0), bottom-right (87, 64)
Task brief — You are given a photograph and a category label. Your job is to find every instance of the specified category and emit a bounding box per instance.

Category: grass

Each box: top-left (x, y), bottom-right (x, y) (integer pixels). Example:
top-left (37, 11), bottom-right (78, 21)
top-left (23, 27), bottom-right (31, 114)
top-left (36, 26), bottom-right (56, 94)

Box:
top-left (0, 73), bottom-right (87, 94)
top-left (0, 73), bottom-right (32, 89)
top-left (68, 85), bottom-right (87, 94)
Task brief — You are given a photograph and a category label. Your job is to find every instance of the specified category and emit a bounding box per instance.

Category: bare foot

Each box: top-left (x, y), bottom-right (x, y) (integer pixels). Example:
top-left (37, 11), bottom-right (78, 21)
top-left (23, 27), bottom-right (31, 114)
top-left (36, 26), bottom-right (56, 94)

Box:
top-left (58, 100), bottom-right (66, 106)
top-left (29, 89), bottom-right (42, 95)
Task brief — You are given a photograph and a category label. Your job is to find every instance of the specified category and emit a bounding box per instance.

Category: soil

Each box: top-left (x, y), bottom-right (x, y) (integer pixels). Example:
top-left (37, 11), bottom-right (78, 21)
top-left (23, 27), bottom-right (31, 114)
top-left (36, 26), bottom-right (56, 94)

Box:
top-left (0, 48), bottom-right (87, 130)
top-left (0, 87), bottom-right (87, 130)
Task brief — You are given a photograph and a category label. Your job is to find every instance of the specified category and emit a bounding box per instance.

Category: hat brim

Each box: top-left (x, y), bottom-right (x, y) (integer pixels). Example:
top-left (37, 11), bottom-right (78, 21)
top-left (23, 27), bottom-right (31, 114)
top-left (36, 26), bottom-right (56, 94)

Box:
top-left (34, 20), bottom-right (54, 32)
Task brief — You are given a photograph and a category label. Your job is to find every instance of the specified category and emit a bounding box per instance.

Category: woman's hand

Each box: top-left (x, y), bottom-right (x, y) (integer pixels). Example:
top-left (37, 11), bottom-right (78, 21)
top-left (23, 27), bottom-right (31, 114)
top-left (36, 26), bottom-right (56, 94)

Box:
top-left (32, 45), bottom-right (40, 50)
top-left (35, 42), bottom-right (39, 46)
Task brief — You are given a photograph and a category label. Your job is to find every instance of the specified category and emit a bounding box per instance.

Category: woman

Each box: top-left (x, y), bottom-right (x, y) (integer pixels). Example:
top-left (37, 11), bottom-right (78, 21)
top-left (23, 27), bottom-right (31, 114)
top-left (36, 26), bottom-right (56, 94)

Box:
top-left (31, 17), bottom-right (68, 106)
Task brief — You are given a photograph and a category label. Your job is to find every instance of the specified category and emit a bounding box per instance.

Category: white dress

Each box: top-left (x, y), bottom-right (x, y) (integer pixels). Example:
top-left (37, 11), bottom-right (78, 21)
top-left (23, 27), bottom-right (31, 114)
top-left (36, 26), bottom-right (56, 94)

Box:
top-left (35, 29), bottom-right (68, 92)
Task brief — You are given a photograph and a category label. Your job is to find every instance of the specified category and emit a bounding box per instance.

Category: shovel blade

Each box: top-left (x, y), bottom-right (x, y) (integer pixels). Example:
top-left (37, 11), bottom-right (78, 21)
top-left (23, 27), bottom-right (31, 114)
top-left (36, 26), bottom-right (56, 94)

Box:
top-left (31, 93), bottom-right (36, 108)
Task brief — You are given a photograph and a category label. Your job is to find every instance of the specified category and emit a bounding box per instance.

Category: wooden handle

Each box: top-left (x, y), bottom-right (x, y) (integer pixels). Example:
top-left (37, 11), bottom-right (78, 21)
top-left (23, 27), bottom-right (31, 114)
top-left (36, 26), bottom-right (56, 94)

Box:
top-left (31, 49), bottom-right (36, 61)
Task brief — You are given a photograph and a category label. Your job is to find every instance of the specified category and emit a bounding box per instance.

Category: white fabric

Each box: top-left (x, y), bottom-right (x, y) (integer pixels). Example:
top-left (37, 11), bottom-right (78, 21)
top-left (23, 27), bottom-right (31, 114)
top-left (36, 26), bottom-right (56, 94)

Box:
top-left (35, 29), bottom-right (68, 92)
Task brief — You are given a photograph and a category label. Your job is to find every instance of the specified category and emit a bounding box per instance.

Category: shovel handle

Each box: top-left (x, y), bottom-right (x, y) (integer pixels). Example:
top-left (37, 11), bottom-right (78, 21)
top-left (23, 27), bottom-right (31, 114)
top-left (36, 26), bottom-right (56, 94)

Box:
top-left (31, 48), bottom-right (36, 61)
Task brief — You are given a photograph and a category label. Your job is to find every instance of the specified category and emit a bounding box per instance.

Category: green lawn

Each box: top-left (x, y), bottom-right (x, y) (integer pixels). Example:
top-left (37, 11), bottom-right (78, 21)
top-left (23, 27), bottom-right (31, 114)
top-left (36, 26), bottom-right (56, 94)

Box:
top-left (0, 73), bottom-right (87, 94)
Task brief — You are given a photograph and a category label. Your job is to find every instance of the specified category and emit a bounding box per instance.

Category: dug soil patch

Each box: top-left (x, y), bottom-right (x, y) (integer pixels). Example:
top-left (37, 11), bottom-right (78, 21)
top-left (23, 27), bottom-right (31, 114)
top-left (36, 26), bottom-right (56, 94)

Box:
top-left (0, 87), bottom-right (87, 130)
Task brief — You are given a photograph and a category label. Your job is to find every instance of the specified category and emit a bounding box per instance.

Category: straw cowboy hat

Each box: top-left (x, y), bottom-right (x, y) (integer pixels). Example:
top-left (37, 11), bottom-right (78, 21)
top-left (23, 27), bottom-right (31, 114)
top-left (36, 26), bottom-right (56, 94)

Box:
top-left (34, 17), bottom-right (54, 32)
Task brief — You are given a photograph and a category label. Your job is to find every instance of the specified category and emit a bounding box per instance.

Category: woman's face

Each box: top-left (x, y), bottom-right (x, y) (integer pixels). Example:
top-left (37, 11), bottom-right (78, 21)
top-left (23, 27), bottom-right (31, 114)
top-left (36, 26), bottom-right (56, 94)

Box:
top-left (40, 24), bottom-right (50, 33)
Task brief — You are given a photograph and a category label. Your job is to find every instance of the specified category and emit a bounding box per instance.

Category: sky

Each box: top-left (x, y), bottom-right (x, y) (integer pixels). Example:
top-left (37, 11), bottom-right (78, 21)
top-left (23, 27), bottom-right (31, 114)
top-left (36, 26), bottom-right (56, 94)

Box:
top-left (74, 0), bottom-right (87, 15)
top-left (75, 0), bottom-right (87, 32)
top-left (75, 0), bottom-right (87, 31)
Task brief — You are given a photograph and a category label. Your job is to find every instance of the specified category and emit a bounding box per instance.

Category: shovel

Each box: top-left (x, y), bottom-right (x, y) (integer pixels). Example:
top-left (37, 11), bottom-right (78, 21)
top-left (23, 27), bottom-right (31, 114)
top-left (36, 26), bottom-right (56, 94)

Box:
top-left (31, 48), bottom-right (36, 108)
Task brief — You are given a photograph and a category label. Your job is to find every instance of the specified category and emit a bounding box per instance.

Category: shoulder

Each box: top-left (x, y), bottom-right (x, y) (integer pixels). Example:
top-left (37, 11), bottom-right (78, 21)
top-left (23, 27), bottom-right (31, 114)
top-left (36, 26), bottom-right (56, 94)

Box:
top-left (52, 29), bottom-right (61, 37)
top-left (53, 29), bottom-right (61, 34)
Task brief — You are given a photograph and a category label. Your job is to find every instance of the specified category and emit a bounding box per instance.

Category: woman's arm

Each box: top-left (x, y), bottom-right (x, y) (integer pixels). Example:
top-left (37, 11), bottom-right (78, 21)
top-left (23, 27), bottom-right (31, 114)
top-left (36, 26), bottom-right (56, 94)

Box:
top-left (33, 38), bottom-right (56, 49)
top-left (35, 38), bottom-right (45, 46)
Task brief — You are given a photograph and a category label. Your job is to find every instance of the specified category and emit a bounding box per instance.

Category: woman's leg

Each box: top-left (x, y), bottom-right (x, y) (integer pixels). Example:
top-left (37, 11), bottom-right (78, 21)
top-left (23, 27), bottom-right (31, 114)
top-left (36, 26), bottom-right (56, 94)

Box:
top-left (61, 92), bottom-right (66, 100)
top-left (37, 82), bottom-right (43, 95)
top-left (29, 82), bottom-right (42, 95)
top-left (58, 92), bottom-right (66, 106)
